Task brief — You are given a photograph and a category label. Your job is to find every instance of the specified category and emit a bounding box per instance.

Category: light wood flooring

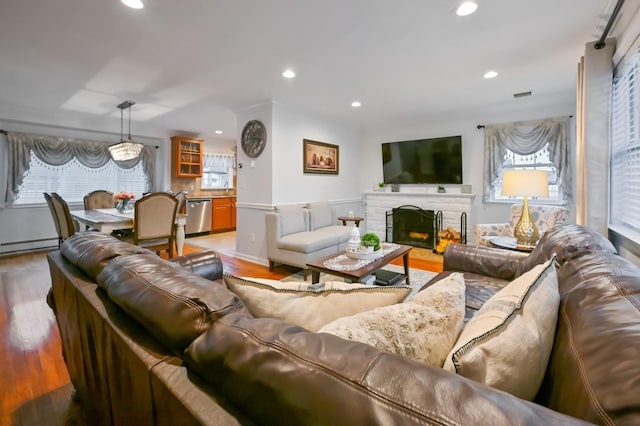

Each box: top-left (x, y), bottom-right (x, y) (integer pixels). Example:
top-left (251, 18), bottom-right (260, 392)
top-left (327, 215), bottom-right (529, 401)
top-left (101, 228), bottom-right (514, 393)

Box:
top-left (0, 233), bottom-right (442, 425)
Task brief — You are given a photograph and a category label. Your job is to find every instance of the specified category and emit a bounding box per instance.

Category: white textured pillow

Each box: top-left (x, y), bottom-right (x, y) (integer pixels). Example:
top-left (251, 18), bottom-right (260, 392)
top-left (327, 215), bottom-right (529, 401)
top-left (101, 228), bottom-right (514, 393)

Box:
top-left (224, 274), bottom-right (410, 332)
top-left (443, 257), bottom-right (559, 401)
top-left (319, 273), bottom-right (466, 367)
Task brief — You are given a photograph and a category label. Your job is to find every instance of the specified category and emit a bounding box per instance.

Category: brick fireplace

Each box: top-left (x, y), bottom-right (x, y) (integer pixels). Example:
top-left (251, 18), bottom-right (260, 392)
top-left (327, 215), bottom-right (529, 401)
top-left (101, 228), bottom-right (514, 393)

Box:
top-left (364, 191), bottom-right (474, 245)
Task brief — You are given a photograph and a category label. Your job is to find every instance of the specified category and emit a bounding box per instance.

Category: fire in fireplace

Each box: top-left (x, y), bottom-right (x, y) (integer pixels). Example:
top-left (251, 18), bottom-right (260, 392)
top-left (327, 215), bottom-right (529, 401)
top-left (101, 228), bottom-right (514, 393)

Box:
top-left (386, 205), bottom-right (440, 249)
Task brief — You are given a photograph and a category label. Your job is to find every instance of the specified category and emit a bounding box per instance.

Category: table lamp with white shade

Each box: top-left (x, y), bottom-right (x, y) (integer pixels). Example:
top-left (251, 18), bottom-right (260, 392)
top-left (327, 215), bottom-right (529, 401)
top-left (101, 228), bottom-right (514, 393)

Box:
top-left (501, 169), bottom-right (549, 247)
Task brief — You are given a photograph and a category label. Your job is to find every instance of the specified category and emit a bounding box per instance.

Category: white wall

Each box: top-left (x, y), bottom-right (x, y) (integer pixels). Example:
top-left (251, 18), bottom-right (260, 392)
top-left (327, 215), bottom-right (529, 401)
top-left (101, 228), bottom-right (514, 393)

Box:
top-left (271, 102), bottom-right (362, 204)
top-left (359, 102), bottom-right (577, 243)
top-left (234, 101), bottom-right (365, 265)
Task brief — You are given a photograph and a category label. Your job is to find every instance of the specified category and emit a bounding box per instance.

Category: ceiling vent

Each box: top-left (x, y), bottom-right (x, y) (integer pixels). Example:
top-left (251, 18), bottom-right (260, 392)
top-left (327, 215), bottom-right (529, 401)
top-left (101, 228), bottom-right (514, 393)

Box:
top-left (513, 91), bottom-right (532, 98)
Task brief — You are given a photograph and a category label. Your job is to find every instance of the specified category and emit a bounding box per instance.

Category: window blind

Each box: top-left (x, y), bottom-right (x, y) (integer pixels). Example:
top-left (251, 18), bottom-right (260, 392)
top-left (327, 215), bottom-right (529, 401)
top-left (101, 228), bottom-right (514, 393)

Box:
top-left (611, 52), bottom-right (640, 233)
top-left (14, 152), bottom-right (148, 205)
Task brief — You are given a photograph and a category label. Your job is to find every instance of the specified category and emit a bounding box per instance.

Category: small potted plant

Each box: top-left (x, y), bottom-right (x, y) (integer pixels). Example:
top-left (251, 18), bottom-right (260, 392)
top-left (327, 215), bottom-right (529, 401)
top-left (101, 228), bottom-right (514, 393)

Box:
top-left (376, 182), bottom-right (385, 192)
top-left (360, 232), bottom-right (381, 254)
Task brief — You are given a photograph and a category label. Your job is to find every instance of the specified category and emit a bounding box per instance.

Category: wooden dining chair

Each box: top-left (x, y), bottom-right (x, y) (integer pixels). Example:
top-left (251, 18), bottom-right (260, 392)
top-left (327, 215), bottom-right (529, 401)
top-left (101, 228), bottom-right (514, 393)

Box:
top-left (48, 193), bottom-right (77, 246)
top-left (44, 192), bottom-right (64, 247)
top-left (83, 190), bottom-right (115, 209)
top-left (133, 192), bottom-right (178, 258)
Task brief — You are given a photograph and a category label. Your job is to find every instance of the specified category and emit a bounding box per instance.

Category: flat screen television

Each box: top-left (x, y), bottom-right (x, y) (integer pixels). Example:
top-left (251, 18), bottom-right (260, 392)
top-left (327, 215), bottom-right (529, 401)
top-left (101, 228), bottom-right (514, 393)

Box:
top-left (381, 135), bottom-right (463, 185)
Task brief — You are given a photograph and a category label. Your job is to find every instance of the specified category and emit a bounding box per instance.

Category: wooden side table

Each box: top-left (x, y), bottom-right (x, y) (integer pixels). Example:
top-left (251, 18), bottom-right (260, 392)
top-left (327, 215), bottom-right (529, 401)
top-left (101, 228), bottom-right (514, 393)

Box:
top-left (337, 216), bottom-right (364, 227)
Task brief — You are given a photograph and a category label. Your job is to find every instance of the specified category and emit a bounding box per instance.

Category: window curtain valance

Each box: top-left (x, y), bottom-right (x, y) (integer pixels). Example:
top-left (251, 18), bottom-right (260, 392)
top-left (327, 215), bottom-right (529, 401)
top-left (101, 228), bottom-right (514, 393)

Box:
top-left (482, 117), bottom-right (571, 202)
top-left (203, 152), bottom-right (235, 173)
top-left (5, 131), bottom-right (155, 204)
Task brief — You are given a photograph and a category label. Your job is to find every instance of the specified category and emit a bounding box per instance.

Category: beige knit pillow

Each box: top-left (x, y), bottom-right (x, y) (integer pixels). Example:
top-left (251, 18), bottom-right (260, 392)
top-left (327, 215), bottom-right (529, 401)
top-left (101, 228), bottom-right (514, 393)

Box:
top-left (319, 273), bottom-right (466, 367)
top-left (224, 274), bottom-right (410, 332)
top-left (443, 257), bottom-right (559, 400)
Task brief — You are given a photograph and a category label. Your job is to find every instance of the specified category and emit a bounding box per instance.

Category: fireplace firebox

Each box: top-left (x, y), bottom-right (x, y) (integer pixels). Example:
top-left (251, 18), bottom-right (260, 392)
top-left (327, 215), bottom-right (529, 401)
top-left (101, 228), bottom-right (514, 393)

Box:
top-left (386, 205), bottom-right (441, 250)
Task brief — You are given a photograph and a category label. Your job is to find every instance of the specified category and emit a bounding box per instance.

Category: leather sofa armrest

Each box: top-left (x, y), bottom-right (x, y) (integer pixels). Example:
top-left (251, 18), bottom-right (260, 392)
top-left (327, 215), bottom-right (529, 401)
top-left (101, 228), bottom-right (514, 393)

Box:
top-left (443, 243), bottom-right (528, 280)
top-left (170, 250), bottom-right (224, 281)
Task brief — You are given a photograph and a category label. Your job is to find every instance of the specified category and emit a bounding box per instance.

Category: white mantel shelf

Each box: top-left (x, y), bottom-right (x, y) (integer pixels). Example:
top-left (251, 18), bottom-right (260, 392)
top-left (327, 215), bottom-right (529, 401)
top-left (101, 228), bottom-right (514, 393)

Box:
top-left (363, 191), bottom-right (476, 199)
top-left (364, 192), bottom-right (475, 242)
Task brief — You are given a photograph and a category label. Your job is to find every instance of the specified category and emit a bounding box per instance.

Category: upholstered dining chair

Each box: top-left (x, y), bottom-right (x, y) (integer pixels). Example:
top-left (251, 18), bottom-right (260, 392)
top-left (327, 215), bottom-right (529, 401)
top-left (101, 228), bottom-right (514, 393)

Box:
top-left (83, 190), bottom-right (115, 210)
top-left (81, 190), bottom-right (116, 231)
top-left (44, 192), bottom-right (64, 247)
top-left (133, 192), bottom-right (178, 258)
top-left (46, 193), bottom-right (77, 247)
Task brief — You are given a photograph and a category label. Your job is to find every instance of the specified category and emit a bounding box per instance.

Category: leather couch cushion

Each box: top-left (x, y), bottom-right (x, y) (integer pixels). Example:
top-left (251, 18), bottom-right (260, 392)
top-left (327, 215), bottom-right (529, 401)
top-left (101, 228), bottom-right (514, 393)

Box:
top-left (520, 224), bottom-right (617, 275)
top-left (61, 232), bottom-right (150, 281)
top-left (319, 273), bottom-right (466, 367)
top-left (169, 250), bottom-right (224, 282)
top-left (98, 255), bottom-right (245, 353)
top-left (276, 204), bottom-right (307, 236)
top-left (444, 257), bottom-right (560, 401)
top-left (308, 200), bottom-right (333, 229)
top-left (538, 251), bottom-right (640, 424)
top-left (224, 274), bottom-right (410, 332)
top-left (185, 311), bottom-right (589, 425)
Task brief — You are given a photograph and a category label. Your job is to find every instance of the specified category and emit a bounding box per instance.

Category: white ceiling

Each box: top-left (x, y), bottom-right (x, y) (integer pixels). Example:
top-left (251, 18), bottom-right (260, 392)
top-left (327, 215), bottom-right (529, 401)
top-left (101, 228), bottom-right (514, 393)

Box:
top-left (0, 0), bottom-right (612, 140)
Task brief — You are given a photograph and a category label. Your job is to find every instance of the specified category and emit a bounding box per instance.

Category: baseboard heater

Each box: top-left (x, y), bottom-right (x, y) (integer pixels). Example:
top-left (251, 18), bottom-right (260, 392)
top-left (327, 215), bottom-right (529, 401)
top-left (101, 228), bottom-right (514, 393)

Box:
top-left (0, 237), bottom-right (58, 256)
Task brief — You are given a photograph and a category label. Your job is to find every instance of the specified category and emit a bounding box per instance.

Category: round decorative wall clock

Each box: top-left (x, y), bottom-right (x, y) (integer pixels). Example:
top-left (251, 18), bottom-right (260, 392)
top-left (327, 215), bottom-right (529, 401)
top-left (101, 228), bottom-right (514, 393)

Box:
top-left (241, 120), bottom-right (267, 158)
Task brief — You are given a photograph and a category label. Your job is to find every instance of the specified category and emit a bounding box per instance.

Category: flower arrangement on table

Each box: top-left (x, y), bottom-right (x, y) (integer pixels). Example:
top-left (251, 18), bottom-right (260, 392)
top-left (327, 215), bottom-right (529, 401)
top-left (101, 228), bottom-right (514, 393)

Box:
top-left (113, 192), bottom-right (135, 213)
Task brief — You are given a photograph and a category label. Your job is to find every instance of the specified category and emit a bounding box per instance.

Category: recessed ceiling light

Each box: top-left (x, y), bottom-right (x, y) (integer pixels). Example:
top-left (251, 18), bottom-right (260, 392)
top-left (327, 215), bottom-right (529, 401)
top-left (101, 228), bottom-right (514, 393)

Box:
top-left (215, 130), bottom-right (223, 134)
top-left (483, 70), bottom-right (498, 79)
top-left (456, 1), bottom-right (477, 16)
top-left (282, 69), bottom-right (296, 79)
top-left (351, 101), bottom-right (362, 108)
top-left (121, 0), bottom-right (144, 9)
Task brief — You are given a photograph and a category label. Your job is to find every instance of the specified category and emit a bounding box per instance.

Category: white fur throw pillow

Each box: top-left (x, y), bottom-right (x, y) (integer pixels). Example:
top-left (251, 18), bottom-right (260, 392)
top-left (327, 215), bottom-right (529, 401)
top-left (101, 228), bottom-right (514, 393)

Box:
top-left (224, 274), bottom-right (411, 332)
top-left (318, 273), bottom-right (466, 367)
top-left (443, 257), bottom-right (559, 401)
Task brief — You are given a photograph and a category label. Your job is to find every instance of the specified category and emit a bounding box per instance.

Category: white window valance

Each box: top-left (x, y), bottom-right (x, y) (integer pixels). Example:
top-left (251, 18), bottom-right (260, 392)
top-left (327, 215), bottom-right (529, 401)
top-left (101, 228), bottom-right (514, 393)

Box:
top-left (4, 131), bottom-right (155, 204)
top-left (203, 152), bottom-right (235, 173)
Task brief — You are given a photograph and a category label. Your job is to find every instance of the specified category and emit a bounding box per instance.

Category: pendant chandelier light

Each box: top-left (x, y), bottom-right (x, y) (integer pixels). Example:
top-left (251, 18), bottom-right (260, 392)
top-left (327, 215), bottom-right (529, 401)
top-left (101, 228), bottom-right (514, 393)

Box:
top-left (109, 100), bottom-right (144, 161)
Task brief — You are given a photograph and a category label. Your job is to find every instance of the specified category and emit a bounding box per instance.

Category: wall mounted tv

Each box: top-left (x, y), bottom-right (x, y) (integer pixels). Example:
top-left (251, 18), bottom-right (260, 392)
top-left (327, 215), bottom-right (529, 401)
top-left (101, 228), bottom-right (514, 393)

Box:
top-left (381, 135), bottom-right (463, 185)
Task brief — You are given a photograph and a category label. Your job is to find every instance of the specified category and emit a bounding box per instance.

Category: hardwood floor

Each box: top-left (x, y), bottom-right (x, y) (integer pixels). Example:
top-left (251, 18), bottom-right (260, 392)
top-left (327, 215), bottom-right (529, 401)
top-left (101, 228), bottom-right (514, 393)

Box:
top-left (0, 241), bottom-right (442, 425)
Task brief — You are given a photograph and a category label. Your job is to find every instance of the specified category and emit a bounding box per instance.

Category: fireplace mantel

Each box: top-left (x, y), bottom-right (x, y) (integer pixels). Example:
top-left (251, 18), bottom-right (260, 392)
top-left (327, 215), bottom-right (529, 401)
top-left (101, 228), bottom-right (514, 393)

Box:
top-left (364, 191), bottom-right (475, 242)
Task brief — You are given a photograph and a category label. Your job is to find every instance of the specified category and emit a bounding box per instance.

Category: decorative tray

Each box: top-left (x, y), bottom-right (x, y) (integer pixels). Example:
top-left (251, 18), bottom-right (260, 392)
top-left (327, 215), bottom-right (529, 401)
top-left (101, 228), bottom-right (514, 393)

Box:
top-left (345, 249), bottom-right (380, 260)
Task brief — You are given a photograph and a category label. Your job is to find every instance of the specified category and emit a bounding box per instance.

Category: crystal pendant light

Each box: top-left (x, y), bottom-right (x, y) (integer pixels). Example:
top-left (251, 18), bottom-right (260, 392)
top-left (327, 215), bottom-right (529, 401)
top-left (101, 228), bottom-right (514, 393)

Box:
top-left (109, 101), bottom-right (144, 161)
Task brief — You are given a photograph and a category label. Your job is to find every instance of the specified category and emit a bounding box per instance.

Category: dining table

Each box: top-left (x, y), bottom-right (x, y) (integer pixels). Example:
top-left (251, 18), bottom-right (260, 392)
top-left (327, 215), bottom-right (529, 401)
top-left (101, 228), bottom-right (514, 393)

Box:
top-left (70, 208), bottom-right (188, 256)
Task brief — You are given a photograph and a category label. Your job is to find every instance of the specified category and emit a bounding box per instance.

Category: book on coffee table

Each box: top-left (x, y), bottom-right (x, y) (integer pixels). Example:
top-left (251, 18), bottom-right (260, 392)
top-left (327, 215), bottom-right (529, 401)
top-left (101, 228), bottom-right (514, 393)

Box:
top-left (374, 269), bottom-right (404, 286)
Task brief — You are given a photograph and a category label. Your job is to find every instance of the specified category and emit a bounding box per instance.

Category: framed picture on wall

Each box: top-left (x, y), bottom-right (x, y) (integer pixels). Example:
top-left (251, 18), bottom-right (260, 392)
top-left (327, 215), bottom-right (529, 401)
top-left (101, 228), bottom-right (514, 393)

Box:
top-left (303, 139), bottom-right (339, 174)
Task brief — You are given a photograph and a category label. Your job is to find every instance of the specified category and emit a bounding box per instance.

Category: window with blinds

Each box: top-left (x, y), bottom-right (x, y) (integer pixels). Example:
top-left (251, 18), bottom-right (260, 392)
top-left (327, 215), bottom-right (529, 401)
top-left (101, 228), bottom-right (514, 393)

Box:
top-left (14, 152), bottom-right (148, 205)
top-left (201, 153), bottom-right (235, 190)
top-left (490, 144), bottom-right (561, 201)
top-left (611, 52), bottom-right (640, 234)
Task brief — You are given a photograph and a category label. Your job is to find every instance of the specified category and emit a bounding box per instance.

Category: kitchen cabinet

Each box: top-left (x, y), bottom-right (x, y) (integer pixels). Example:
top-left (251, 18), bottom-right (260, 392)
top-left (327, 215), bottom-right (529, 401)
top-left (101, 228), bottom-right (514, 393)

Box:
top-left (211, 196), bottom-right (236, 232)
top-left (171, 136), bottom-right (203, 178)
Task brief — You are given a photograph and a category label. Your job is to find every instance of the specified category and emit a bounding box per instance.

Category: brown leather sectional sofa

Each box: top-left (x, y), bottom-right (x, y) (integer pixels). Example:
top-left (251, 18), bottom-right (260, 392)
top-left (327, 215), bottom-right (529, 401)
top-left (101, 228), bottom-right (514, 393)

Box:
top-left (47, 225), bottom-right (640, 425)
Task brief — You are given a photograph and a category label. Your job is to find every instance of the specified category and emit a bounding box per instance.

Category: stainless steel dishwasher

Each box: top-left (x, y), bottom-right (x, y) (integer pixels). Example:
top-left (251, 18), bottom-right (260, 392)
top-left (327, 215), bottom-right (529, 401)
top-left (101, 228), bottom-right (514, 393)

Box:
top-left (185, 198), bottom-right (212, 236)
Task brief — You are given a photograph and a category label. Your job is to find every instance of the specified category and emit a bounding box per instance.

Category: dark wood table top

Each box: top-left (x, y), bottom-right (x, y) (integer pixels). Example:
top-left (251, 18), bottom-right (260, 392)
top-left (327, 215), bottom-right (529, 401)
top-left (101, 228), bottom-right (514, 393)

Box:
top-left (306, 243), bottom-right (412, 283)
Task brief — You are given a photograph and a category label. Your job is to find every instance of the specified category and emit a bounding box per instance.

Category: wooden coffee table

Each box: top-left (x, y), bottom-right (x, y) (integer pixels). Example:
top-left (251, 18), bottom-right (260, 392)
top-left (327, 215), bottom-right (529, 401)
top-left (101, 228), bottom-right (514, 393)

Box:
top-left (306, 244), bottom-right (413, 285)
